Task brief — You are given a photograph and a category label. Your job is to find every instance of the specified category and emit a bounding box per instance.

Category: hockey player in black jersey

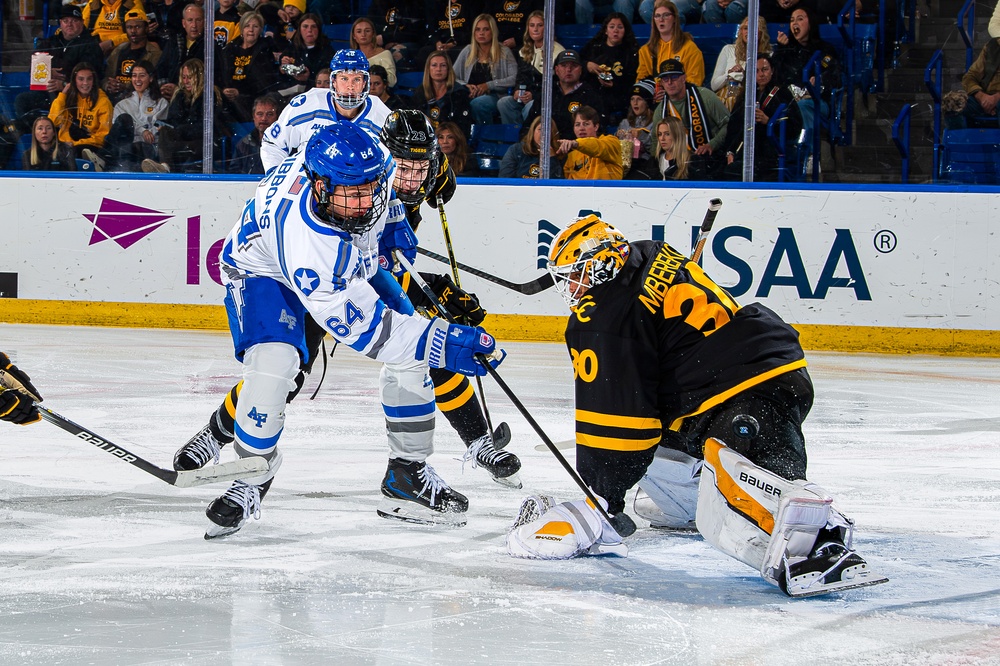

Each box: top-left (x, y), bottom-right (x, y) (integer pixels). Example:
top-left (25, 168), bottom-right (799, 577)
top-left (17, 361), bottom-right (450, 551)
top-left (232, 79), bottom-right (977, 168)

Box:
top-left (173, 110), bottom-right (521, 503)
top-left (508, 214), bottom-right (886, 597)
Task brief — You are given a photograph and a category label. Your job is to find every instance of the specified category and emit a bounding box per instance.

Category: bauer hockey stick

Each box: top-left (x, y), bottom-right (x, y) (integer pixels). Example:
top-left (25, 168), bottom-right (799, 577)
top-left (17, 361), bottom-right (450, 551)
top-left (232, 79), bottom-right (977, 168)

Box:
top-left (416, 247), bottom-right (554, 295)
top-left (691, 198), bottom-right (723, 263)
top-left (395, 251), bottom-right (615, 524)
top-left (436, 196), bottom-right (497, 447)
top-left (34, 407), bottom-right (268, 488)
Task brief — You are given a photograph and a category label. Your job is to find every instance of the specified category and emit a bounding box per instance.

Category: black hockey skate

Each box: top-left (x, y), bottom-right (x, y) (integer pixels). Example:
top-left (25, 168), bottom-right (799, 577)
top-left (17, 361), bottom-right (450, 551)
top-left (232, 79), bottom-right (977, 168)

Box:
top-left (378, 458), bottom-right (468, 526)
top-left (174, 423), bottom-right (227, 471)
top-left (204, 478), bottom-right (273, 540)
top-left (464, 430), bottom-right (522, 489)
top-left (778, 540), bottom-right (888, 597)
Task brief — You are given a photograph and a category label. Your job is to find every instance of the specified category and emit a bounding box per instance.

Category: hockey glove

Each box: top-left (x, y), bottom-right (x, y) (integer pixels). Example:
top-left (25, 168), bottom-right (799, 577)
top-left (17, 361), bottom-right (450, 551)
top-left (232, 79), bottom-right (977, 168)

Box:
top-left (425, 160), bottom-right (457, 208)
top-left (506, 496), bottom-right (629, 560)
top-left (378, 218), bottom-right (418, 276)
top-left (0, 352), bottom-right (42, 425)
top-left (419, 318), bottom-right (505, 377)
top-left (427, 274), bottom-right (486, 326)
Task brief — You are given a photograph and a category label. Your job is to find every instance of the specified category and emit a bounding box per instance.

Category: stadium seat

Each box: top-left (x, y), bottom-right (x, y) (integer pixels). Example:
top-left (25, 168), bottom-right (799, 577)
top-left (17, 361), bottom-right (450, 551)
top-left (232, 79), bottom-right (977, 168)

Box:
top-left (323, 23), bottom-right (353, 46)
top-left (470, 123), bottom-right (521, 156)
top-left (77, 158), bottom-right (95, 171)
top-left (555, 24), bottom-right (598, 51)
top-left (939, 129), bottom-right (1000, 185)
top-left (393, 71), bottom-right (424, 98)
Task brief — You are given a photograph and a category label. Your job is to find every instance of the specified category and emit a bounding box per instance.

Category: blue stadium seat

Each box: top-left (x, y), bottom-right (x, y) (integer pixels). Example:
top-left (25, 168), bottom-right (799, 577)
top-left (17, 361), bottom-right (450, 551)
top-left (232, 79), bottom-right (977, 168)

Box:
top-left (323, 23), bottom-right (353, 46)
top-left (687, 23), bottom-right (738, 80)
top-left (469, 123), bottom-right (521, 156)
top-left (555, 24), bottom-right (598, 51)
top-left (394, 71), bottom-right (424, 98)
top-left (939, 129), bottom-right (1000, 184)
top-left (633, 23), bottom-right (651, 42)
top-left (77, 158), bottom-right (95, 171)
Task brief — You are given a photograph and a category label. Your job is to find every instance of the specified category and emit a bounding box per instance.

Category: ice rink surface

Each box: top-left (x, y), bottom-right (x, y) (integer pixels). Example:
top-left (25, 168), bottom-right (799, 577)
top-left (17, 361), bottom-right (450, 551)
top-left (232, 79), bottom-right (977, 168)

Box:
top-left (1, 323), bottom-right (999, 665)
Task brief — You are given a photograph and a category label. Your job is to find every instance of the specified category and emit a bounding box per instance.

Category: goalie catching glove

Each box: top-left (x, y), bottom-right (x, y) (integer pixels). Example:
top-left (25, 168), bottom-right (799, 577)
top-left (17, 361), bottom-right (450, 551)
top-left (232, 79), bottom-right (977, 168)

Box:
top-left (420, 319), bottom-right (505, 377)
top-left (506, 495), bottom-right (629, 559)
top-left (0, 352), bottom-right (42, 425)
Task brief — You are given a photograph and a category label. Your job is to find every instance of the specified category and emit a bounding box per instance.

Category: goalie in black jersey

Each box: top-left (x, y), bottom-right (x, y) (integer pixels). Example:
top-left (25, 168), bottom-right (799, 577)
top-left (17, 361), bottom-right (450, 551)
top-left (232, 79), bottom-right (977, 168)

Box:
top-left (507, 214), bottom-right (886, 597)
top-left (173, 110), bottom-right (521, 499)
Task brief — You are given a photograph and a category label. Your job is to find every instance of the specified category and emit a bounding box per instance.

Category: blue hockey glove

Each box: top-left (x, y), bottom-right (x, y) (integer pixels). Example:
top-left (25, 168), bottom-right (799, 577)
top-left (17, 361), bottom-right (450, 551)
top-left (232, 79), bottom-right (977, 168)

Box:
top-left (419, 319), bottom-right (506, 377)
top-left (378, 218), bottom-right (417, 276)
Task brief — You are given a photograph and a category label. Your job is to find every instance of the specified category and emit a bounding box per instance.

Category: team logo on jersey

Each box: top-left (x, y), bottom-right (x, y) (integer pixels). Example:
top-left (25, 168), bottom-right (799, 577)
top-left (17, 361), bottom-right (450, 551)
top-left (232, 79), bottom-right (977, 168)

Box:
top-left (528, 164), bottom-right (540, 178)
top-left (293, 267), bottom-right (321, 296)
top-left (448, 3), bottom-right (462, 19)
top-left (289, 94), bottom-right (307, 107)
top-left (504, 1), bottom-right (520, 11)
top-left (84, 198), bottom-right (173, 249)
top-left (567, 101), bottom-right (582, 115)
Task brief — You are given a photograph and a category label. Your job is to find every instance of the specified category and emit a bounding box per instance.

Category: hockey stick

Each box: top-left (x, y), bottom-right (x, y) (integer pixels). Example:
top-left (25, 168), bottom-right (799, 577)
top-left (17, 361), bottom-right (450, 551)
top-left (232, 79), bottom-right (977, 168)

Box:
top-left (436, 196), bottom-right (497, 448)
top-left (416, 247), bottom-right (554, 295)
top-left (395, 250), bottom-right (615, 524)
top-left (35, 407), bottom-right (268, 488)
top-left (691, 198), bottom-right (723, 263)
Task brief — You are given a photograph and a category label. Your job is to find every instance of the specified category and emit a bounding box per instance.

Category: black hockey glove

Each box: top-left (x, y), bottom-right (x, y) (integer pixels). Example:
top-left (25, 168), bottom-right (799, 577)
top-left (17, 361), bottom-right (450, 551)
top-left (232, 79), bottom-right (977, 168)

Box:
top-left (425, 159), bottom-right (457, 209)
top-left (426, 274), bottom-right (486, 326)
top-left (0, 352), bottom-right (42, 425)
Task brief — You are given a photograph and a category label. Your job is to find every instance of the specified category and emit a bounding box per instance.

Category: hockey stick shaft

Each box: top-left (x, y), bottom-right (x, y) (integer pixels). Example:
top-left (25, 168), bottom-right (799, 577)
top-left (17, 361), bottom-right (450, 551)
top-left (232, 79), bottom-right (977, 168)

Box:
top-left (691, 198), bottom-right (723, 263)
top-left (435, 196), bottom-right (496, 447)
top-left (416, 247), bottom-right (554, 295)
top-left (35, 406), bottom-right (267, 488)
top-left (395, 251), bottom-right (614, 524)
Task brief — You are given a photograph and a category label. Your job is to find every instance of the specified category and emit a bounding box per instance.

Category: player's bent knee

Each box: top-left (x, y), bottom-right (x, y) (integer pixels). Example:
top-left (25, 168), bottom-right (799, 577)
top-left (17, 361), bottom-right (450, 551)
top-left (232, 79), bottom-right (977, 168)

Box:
top-left (235, 343), bottom-right (300, 456)
top-left (635, 447), bottom-right (702, 528)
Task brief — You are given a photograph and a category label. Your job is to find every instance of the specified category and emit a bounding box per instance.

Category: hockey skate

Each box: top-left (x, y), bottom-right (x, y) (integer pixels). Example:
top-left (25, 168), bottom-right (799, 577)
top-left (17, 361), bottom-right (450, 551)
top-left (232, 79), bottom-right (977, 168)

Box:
top-left (463, 430), bottom-right (522, 489)
top-left (204, 478), bottom-right (272, 539)
top-left (377, 458), bottom-right (469, 526)
top-left (174, 423), bottom-right (227, 471)
top-left (777, 539), bottom-right (888, 597)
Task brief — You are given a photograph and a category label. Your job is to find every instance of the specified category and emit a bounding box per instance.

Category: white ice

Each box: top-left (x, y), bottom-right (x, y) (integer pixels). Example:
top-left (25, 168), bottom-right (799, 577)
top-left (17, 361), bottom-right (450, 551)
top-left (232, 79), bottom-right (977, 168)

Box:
top-left (1, 323), bottom-right (999, 665)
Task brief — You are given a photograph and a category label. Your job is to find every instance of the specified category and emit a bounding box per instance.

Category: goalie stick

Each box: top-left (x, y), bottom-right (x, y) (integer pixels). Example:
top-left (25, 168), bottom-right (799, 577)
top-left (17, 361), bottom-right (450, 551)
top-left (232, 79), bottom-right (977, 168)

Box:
top-left (35, 407), bottom-right (268, 488)
top-left (691, 198), bottom-right (723, 263)
top-left (416, 247), bottom-right (554, 295)
top-left (395, 250), bottom-right (615, 525)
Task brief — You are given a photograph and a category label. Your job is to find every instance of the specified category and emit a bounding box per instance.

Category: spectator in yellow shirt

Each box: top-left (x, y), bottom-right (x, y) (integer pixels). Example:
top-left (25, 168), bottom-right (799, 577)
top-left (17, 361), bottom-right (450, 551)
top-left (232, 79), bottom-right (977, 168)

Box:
top-left (557, 105), bottom-right (624, 181)
top-left (636, 0), bottom-right (705, 89)
top-left (48, 62), bottom-right (114, 161)
top-left (82, 0), bottom-right (145, 55)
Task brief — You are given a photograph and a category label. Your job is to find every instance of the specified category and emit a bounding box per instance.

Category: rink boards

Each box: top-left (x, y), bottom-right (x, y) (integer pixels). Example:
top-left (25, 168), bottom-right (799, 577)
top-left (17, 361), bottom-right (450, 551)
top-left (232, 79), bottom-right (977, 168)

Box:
top-left (1, 175), bottom-right (999, 355)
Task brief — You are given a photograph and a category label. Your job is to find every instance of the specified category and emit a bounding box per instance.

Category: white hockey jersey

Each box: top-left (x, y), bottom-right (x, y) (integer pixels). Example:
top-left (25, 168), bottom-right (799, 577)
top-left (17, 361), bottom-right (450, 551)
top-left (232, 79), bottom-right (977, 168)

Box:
top-left (220, 152), bottom-right (428, 366)
top-left (260, 88), bottom-right (392, 173)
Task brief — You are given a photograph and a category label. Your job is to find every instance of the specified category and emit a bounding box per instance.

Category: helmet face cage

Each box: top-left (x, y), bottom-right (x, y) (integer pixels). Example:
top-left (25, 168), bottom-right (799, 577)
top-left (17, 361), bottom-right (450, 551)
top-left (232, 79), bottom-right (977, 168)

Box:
top-left (313, 171), bottom-right (390, 234)
top-left (380, 110), bottom-right (441, 205)
top-left (330, 49), bottom-right (370, 109)
top-left (547, 217), bottom-right (630, 309)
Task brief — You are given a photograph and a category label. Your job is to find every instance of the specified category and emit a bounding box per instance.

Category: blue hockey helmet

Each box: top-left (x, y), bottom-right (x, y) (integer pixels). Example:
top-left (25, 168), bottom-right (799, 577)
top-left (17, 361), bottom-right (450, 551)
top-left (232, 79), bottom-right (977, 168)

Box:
top-left (329, 49), bottom-right (370, 109)
top-left (304, 122), bottom-right (391, 234)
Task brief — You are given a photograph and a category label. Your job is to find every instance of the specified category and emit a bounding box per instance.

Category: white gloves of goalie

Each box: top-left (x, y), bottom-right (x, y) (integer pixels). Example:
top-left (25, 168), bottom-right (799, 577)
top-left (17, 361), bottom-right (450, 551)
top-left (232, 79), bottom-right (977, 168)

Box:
top-left (506, 495), bottom-right (629, 559)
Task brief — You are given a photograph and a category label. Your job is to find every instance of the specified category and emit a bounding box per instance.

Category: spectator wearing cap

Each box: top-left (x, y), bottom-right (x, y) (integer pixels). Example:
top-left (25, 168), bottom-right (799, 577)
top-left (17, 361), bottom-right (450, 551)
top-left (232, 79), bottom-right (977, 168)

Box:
top-left (13, 5), bottom-right (104, 135)
top-left (523, 49), bottom-right (606, 142)
top-left (636, 0), bottom-right (705, 87)
top-left (497, 10), bottom-right (564, 125)
top-left (556, 105), bottom-right (623, 181)
top-left (650, 57), bottom-right (729, 169)
top-left (82, 0), bottom-right (144, 55)
top-left (221, 12), bottom-right (281, 122)
top-left (581, 12), bottom-right (639, 127)
top-left (104, 9), bottom-right (163, 104)
top-left (617, 77), bottom-right (656, 160)
top-left (453, 14), bottom-right (518, 125)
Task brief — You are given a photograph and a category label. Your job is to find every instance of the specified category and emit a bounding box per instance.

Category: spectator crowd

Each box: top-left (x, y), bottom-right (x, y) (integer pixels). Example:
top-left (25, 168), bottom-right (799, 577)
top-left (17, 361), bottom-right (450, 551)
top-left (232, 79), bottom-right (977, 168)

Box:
top-left (0, 0), bottom-right (860, 181)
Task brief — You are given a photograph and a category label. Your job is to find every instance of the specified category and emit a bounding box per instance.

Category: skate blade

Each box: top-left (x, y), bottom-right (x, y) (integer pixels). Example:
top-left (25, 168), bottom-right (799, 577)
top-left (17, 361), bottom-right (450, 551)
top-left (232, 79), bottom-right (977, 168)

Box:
top-left (204, 522), bottom-right (245, 540)
top-left (492, 471), bottom-right (523, 489)
top-left (377, 497), bottom-right (467, 527)
top-left (785, 570), bottom-right (889, 598)
top-left (535, 439), bottom-right (574, 452)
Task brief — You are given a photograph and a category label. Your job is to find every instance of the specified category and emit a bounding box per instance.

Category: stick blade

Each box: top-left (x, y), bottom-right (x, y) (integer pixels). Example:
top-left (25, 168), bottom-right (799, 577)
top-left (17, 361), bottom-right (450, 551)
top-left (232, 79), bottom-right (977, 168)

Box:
top-left (171, 457), bottom-right (269, 488)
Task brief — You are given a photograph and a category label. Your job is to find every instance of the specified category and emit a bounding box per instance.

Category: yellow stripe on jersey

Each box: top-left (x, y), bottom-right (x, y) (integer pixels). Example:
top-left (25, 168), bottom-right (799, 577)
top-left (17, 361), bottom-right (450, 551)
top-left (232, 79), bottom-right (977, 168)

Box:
top-left (668, 359), bottom-right (808, 431)
top-left (703, 437), bottom-right (775, 534)
top-left (576, 410), bottom-right (662, 431)
top-left (577, 432), bottom-right (661, 452)
top-left (436, 383), bottom-right (475, 412)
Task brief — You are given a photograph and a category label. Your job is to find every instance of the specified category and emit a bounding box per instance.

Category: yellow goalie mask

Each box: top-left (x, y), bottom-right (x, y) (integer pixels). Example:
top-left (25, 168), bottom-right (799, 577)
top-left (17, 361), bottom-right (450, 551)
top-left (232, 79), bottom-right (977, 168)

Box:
top-left (547, 215), bottom-right (631, 309)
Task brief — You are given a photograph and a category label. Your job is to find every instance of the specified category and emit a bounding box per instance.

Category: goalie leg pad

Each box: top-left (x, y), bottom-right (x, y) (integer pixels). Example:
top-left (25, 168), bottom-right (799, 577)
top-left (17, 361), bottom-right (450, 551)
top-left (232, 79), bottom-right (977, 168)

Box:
top-left (507, 497), bottom-right (628, 560)
top-left (634, 447), bottom-right (702, 529)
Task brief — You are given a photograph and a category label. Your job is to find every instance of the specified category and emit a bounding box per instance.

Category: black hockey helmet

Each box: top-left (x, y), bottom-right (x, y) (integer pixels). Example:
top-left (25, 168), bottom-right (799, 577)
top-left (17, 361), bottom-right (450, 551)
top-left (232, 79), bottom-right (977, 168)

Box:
top-left (380, 109), bottom-right (441, 206)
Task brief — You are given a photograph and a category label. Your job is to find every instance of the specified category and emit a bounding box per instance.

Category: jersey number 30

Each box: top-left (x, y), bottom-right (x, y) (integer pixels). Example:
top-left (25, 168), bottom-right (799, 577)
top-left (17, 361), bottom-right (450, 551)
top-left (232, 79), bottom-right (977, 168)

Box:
top-left (570, 348), bottom-right (598, 382)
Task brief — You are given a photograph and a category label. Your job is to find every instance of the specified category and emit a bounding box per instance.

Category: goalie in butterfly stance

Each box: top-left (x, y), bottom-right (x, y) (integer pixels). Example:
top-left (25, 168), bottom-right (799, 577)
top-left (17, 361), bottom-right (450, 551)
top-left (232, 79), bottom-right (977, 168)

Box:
top-left (507, 215), bottom-right (887, 597)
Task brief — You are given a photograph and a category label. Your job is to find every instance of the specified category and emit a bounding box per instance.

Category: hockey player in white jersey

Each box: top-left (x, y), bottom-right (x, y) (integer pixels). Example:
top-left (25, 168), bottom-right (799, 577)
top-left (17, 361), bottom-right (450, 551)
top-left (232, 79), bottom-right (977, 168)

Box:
top-left (203, 121), bottom-right (502, 538)
top-left (260, 49), bottom-right (391, 174)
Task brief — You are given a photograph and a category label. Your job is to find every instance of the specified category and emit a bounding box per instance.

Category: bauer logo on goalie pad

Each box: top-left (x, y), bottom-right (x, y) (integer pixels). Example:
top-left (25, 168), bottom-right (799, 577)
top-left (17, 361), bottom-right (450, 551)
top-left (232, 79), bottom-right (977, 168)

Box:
top-left (739, 471), bottom-right (782, 498)
top-left (75, 432), bottom-right (138, 463)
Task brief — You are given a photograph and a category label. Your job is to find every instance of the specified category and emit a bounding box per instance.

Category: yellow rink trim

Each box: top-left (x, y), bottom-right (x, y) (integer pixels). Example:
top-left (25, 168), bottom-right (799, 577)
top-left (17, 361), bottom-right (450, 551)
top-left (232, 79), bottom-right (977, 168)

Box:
top-left (5, 300), bottom-right (1000, 356)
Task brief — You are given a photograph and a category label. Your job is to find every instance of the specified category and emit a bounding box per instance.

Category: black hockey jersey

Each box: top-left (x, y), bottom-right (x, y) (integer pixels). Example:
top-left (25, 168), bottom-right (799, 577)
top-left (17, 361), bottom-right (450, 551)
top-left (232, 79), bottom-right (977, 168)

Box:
top-left (565, 240), bottom-right (806, 454)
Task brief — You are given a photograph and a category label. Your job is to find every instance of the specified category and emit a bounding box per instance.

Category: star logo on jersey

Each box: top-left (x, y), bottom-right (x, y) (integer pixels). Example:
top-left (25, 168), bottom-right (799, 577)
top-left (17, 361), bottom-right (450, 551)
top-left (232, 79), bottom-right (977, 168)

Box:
top-left (84, 198), bottom-right (173, 249)
top-left (294, 267), bottom-right (321, 295)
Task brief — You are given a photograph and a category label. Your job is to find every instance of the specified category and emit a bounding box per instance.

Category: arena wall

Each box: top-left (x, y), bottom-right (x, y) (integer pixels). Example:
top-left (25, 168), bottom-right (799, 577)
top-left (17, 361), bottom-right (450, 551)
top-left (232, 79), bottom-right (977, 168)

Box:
top-left (2, 174), bottom-right (999, 355)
